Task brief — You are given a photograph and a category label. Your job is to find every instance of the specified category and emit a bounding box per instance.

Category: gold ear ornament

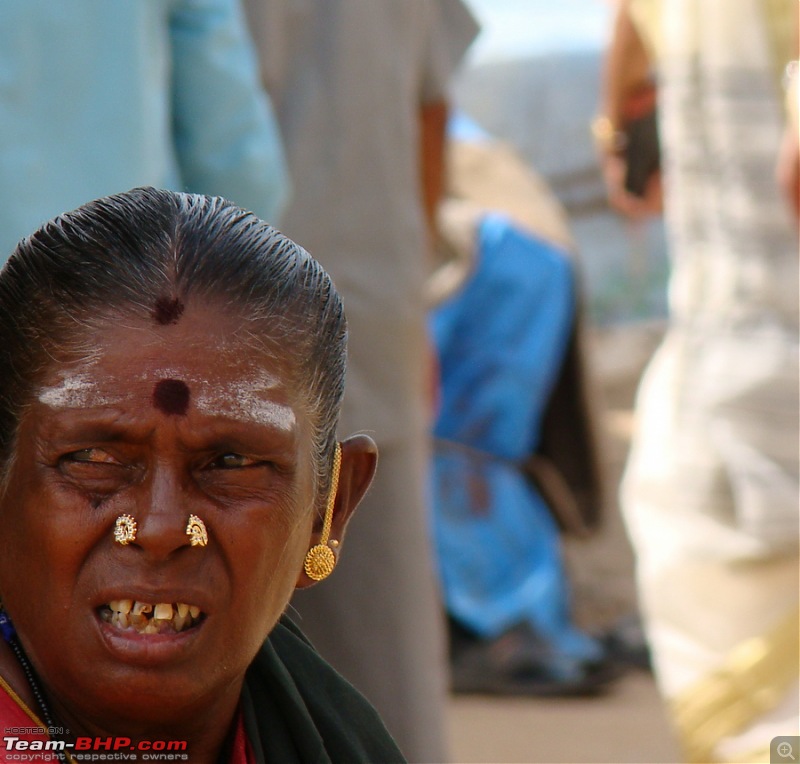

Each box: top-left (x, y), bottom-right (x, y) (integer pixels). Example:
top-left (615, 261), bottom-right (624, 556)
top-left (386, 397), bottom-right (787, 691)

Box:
top-left (303, 443), bottom-right (342, 581)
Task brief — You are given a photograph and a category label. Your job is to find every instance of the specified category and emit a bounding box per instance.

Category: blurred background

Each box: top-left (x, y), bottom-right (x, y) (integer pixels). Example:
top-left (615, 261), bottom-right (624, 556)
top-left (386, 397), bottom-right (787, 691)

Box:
top-left (458, 0), bottom-right (668, 326)
top-left (440, 0), bottom-right (798, 762)
top-left (445, 3), bottom-right (674, 761)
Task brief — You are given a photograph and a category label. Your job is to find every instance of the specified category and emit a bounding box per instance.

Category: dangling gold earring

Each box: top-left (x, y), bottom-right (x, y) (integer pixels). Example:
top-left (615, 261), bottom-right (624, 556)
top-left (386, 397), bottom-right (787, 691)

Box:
top-left (303, 443), bottom-right (342, 581)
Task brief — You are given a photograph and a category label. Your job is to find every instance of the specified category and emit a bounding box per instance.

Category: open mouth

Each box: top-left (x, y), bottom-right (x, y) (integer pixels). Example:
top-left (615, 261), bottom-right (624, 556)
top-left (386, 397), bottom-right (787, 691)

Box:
top-left (99, 600), bottom-right (204, 635)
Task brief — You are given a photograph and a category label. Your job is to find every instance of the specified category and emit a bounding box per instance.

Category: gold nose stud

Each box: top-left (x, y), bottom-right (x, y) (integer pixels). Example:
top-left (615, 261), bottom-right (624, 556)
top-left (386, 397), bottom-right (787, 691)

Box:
top-left (114, 514), bottom-right (137, 545)
top-left (186, 514), bottom-right (208, 547)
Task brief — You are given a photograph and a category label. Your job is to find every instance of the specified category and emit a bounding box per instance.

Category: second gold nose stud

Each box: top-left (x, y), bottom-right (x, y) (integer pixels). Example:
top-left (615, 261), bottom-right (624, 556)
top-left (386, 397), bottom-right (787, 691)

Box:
top-left (113, 513), bottom-right (208, 548)
top-left (185, 514), bottom-right (208, 547)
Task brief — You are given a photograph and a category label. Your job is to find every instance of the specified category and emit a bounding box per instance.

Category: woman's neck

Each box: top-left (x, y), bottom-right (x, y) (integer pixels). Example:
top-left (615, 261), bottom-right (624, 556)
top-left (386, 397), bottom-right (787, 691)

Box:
top-left (0, 640), bottom-right (243, 764)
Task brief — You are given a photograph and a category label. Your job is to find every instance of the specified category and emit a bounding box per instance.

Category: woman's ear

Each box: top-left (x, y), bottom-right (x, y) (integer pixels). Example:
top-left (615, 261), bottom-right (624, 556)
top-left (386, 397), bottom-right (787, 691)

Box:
top-left (295, 434), bottom-right (378, 588)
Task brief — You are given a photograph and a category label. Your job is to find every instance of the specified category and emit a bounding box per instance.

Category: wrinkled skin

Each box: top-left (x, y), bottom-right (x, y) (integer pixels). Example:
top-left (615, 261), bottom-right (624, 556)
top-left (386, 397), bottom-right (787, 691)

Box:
top-left (0, 303), bottom-right (376, 762)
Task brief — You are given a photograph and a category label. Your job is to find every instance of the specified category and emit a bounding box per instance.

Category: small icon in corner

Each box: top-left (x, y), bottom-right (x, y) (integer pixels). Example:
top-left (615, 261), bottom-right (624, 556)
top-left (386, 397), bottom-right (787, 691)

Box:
top-left (772, 736), bottom-right (800, 763)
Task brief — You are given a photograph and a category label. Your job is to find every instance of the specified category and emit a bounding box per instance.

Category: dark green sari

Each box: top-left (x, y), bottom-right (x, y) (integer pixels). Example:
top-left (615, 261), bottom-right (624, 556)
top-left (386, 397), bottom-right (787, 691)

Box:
top-left (242, 617), bottom-right (406, 763)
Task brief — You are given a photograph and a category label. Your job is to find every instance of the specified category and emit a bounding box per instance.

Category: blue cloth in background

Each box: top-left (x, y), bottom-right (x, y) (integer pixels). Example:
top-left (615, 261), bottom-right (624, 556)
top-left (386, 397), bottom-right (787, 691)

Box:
top-left (430, 213), bottom-right (600, 661)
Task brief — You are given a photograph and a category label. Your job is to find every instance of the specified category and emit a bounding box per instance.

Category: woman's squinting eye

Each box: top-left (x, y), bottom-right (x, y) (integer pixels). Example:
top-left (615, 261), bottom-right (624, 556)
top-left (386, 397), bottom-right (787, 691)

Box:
top-left (63, 448), bottom-right (120, 465)
top-left (208, 453), bottom-right (259, 469)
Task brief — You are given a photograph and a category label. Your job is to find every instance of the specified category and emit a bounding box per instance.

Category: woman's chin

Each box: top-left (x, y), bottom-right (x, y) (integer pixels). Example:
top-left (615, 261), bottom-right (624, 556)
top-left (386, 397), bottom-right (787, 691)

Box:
top-left (61, 612), bottom-right (225, 726)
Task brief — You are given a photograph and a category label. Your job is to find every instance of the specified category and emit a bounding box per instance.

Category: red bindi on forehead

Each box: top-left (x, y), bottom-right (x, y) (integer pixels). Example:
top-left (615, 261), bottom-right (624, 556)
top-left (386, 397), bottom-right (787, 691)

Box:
top-left (152, 379), bottom-right (191, 416)
top-left (152, 296), bottom-right (185, 326)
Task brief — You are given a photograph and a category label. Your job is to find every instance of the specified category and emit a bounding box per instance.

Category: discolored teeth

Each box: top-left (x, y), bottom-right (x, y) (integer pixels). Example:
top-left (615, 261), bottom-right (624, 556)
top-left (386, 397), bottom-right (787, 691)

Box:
top-left (102, 600), bottom-right (203, 634)
top-left (110, 599), bottom-right (133, 615)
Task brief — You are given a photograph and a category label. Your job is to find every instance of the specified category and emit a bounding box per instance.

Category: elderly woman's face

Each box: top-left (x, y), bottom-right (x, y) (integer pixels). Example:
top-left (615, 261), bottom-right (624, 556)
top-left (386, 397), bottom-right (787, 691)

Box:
top-left (0, 304), bottom-right (324, 724)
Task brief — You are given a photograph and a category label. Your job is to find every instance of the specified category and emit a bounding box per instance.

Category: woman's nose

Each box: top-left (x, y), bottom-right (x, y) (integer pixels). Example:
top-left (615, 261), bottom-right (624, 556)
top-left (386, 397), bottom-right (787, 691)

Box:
top-left (130, 465), bottom-right (196, 559)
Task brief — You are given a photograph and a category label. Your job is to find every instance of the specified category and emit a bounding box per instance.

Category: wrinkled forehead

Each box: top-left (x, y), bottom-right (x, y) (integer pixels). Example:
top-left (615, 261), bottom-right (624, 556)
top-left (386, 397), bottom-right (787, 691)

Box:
top-left (34, 299), bottom-right (309, 423)
top-left (37, 364), bottom-right (297, 430)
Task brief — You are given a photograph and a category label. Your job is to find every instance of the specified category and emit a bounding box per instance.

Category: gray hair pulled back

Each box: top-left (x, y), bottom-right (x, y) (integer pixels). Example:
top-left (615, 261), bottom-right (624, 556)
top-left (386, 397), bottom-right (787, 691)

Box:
top-left (0, 187), bottom-right (346, 497)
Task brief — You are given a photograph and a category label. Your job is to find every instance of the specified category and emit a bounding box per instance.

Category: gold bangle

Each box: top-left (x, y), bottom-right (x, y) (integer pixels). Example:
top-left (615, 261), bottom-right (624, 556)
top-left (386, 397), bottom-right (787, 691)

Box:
top-left (590, 115), bottom-right (628, 154)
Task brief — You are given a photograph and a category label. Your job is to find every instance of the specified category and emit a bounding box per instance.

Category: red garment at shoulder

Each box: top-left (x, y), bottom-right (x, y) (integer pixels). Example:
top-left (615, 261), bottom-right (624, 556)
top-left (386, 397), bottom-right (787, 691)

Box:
top-left (0, 680), bottom-right (56, 762)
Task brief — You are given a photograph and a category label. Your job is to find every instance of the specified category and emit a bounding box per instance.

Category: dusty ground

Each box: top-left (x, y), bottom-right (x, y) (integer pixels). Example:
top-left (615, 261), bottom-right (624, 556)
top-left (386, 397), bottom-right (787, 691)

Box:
top-left (446, 322), bottom-right (683, 764)
top-left (447, 671), bottom-right (680, 764)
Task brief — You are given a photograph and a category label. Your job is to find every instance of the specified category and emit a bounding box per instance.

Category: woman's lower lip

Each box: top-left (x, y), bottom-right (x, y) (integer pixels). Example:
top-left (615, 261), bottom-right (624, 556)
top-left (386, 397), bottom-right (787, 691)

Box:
top-left (95, 612), bottom-right (205, 665)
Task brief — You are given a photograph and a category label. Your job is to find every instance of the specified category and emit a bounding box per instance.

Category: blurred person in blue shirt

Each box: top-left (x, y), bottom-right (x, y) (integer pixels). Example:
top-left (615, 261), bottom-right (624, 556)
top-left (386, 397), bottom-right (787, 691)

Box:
top-left (0, 0), bottom-right (286, 262)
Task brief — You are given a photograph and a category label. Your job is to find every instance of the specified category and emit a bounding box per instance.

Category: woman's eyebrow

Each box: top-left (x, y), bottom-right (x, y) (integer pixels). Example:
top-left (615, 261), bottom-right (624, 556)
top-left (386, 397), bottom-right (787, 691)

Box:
top-left (38, 421), bottom-right (140, 445)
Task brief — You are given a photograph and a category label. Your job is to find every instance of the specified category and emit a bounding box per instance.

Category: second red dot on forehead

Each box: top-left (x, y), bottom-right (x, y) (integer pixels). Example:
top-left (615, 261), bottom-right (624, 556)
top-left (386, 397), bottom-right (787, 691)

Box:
top-left (152, 296), bottom-right (185, 326)
top-left (152, 379), bottom-right (190, 416)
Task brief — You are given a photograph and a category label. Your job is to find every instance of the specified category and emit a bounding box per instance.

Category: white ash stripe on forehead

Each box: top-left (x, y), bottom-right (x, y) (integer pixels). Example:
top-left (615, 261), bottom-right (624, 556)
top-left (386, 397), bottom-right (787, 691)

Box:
top-left (38, 367), bottom-right (293, 427)
top-left (38, 371), bottom-right (121, 409)
top-left (38, 366), bottom-right (190, 409)
top-left (195, 379), bottom-right (295, 429)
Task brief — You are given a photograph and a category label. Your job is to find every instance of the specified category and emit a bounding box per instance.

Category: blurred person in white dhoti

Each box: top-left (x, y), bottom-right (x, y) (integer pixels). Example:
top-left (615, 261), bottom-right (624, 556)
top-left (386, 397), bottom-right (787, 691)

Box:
top-left (598, 1), bottom-right (799, 761)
